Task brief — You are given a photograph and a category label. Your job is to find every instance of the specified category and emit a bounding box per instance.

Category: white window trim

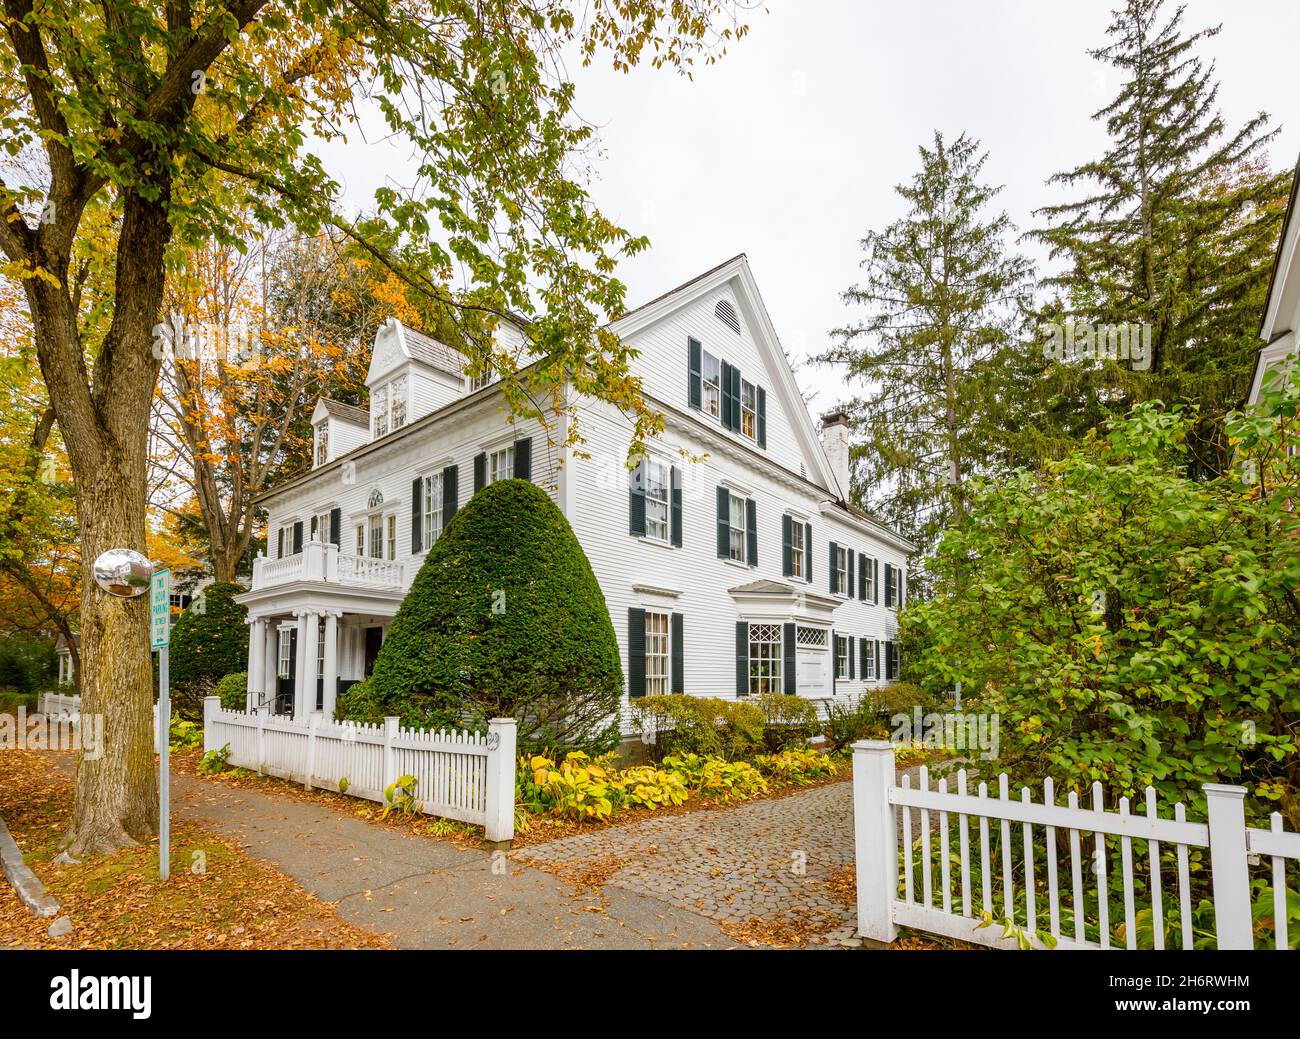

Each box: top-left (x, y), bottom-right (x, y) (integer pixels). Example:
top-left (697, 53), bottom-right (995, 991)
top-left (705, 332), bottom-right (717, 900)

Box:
top-left (701, 349), bottom-right (721, 419)
top-left (634, 455), bottom-right (672, 545)
top-left (644, 610), bottom-right (670, 697)
top-left (862, 554), bottom-right (876, 601)
top-left (788, 514), bottom-right (807, 581)
top-left (835, 634), bottom-right (849, 679)
top-left (420, 470), bottom-right (444, 553)
top-left (835, 545), bottom-right (849, 598)
top-left (747, 621), bottom-right (783, 696)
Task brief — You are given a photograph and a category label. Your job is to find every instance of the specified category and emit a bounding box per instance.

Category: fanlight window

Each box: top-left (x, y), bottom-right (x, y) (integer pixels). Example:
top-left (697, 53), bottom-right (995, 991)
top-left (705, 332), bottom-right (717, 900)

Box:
top-left (367, 488), bottom-right (384, 510)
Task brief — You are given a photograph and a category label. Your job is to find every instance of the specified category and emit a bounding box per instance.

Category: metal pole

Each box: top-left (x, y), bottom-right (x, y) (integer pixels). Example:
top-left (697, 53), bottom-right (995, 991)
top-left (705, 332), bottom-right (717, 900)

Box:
top-left (159, 644), bottom-right (170, 882)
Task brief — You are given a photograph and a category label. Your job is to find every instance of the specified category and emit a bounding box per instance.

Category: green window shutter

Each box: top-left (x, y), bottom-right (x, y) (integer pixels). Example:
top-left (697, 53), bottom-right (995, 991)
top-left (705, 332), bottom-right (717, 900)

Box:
top-left (859, 637), bottom-right (868, 678)
top-left (783, 622), bottom-right (796, 695)
top-left (745, 498), bottom-right (757, 566)
top-left (443, 465), bottom-right (458, 522)
top-left (292, 521), bottom-right (303, 555)
top-left (411, 478), bottom-right (423, 553)
top-left (757, 386), bottom-right (767, 448)
top-left (875, 639), bottom-right (882, 680)
top-left (670, 466), bottom-right (682, 547)
top-left (671, 612), bottom-right (684, 694)
top-left (731, 365), bottom-right (743, 429)
top-left (898, 569), bottom-right (906, 608)
top-left (873, 558), bottom-right (880, 604)
top-left (329, 507), bottom-right (341, 547)
top-left (884, 640), bottom-right (895, 681)
top-left (735, 621), bottom-right (749, 697)
top-left (513, 437), bottom-right (532, 481)
top-left (781, 514), bottom-right (793, 577)
top-left (805, 523), bottom-right (813, 582)
top-left (628, 608), bottom-right (646, 697)
top-left (720, 361), bottom-right (735, 430)
top-left (848, 636), bottom-right (855, 679)
top-left (828, 540), bottom-right (838, 594)
top-left (687, 337), bottom-right (702, 410)
top-left (715, 485), bottom-right (729, 558)
top-left (629, 459), bottom-right (646, 537)
top-left (847, 550), bottom-right (855, 595)
top-left (831, 628), bottom-right (837, 694)
top-left (473, 452), bottom-right (486, 493)
top-left (858, 553), bottom-right (866, 600)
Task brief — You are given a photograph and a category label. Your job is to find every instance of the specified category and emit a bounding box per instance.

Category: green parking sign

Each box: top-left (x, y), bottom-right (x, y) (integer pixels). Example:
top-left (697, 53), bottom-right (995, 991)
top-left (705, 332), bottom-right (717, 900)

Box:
top-left (150, 568), bottom-right (171, 649)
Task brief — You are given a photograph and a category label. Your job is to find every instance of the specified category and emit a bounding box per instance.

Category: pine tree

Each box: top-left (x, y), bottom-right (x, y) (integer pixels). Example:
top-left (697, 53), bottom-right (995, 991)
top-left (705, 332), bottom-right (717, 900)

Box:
top-left (817, 132), bottom-right (1034, 558)
top-left (1029, 0), bottom-right (1292, 477)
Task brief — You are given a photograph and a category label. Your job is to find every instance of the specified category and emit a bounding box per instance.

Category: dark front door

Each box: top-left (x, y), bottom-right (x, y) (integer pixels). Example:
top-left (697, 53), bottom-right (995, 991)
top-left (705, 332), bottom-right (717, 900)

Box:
top-left (364, 626), bottom-right (383, 677)
top-left (275, 628), bottom-right (297, 715)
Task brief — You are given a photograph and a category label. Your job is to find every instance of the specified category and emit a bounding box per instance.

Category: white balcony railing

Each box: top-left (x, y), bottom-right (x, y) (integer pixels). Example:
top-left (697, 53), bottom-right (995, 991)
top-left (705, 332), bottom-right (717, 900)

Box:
top-left (251, 539), bottom-right (404, 592)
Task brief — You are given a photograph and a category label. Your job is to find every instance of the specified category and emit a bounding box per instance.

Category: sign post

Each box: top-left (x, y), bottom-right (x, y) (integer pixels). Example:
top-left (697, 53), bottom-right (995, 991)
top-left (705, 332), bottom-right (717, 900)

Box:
top-left (150, 568), bottom-right (171, 882)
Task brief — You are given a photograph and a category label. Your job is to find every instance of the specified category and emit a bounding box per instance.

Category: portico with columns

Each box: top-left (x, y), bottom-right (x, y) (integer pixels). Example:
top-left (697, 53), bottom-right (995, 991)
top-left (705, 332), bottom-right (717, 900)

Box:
top-left (237, 532), bottom-right (405, 719)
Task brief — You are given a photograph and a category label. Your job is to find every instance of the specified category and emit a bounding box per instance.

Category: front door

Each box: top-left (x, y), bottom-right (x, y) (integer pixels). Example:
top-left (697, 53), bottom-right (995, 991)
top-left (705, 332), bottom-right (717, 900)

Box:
top-left (363, 626), bottom-right (384, 677)
top-left (794, 626), bottom-right (830, 698)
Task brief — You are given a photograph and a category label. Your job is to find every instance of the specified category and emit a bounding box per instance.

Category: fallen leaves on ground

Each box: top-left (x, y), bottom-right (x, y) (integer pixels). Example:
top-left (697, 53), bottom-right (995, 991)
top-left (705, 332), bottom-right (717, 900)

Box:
top-left (0, 748), bottom-right (390, 950)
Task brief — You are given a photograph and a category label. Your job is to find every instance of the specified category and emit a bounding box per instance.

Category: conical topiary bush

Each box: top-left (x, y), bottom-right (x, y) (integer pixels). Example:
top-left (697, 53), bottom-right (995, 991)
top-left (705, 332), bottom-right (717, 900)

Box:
top-left (355, 478), bottom-right (623, 754)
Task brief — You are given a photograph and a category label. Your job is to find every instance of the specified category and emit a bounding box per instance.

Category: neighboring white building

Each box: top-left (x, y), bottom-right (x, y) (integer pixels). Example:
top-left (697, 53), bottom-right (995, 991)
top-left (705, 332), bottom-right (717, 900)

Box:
top-left (55, 633), bottom-right (77, 687)
top-left (236, 255), bottom-right (913, 727)
top-left (1250, 155), bottom-right (1300, 407)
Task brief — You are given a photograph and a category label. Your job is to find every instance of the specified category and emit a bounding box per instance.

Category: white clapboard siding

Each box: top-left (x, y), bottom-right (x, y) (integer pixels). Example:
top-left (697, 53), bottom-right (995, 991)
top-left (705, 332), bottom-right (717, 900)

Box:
top-left (853, 741), bottom-right (1298, 951)
top-left (202, 697), bottom-right (515, 842)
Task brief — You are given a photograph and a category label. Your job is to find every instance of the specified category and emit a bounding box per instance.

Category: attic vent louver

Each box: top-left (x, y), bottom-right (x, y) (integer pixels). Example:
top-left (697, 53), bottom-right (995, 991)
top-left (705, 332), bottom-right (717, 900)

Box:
top-left (714, 299), bottom-right (741, 335)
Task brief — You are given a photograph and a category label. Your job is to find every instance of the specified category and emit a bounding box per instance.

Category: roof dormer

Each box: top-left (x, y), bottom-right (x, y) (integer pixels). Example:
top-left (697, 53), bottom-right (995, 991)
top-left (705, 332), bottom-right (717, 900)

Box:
top-left (310, 397), bottom-right (369, 467)
top-left (366, 319), bottom-right (468, 435)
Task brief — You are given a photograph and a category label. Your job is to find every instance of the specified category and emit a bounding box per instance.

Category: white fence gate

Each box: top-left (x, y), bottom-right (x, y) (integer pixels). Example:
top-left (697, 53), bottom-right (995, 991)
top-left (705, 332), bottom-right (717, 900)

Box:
top-left (852, 740), bottom-right (1300, 950)
top-left (202, 698), bottom-right (517, 843)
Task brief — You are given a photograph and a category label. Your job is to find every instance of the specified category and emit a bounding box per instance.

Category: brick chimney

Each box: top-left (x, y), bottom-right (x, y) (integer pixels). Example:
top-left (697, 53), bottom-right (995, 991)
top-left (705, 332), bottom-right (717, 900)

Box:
top-left (820, 411), bottom-right (851, 501)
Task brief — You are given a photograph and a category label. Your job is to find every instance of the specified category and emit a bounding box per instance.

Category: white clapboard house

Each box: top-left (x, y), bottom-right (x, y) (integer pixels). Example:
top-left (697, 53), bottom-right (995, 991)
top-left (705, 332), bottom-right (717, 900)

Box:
top-left (1250, 154), bottom-right (1300, 408)
top-left (235, 255), bottom-right (913, 729)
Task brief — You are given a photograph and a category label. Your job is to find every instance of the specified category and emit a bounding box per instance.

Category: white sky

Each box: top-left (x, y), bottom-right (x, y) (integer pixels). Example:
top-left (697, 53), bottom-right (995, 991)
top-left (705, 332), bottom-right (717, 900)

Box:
top-left (328, 0), bottom-right (1300, 419)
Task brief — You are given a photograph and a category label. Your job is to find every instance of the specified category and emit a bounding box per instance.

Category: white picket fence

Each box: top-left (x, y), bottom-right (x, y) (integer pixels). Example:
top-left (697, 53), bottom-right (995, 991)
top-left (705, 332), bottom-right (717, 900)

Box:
top-left (852, 740), bottom-right (1300, 950)
top-left (202, 697), bottom-right (517, 843)
top-left (38, 691), bottom-right (81, 717)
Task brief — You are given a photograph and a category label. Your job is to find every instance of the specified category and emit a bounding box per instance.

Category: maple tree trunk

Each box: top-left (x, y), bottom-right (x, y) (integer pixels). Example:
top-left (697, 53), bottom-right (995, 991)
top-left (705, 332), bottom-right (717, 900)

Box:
top-left (30, 189), bottom-right (170, 855)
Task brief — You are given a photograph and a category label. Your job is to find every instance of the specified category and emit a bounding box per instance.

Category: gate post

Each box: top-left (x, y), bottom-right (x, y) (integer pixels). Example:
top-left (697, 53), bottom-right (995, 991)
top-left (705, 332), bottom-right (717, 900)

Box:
top-left (853, 739), bottom-right (899, 944)
top-left (1204, 783), bottom-right (1253, 949)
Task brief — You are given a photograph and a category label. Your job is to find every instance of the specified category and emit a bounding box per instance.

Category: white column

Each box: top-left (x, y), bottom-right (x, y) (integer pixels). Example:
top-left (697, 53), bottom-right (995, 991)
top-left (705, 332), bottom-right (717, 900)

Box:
top-left (293, 611), bottom-right (314, 722)
top-left (262, 622), bottom-right (278, 713)
top-left (247, 618), bottom-right (266, 712)
top-left (322, 612), bottom-right (339, 719)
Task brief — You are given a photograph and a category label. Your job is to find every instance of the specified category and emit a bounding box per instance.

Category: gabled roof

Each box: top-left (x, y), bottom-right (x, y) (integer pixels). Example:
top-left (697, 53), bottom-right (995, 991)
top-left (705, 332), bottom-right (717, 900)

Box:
top-left (313, 396), bottom-right (369, 426)
top-left (609, 254), bottom-right (839, 497)
top-left (367, 317), bottom-right (467, 384)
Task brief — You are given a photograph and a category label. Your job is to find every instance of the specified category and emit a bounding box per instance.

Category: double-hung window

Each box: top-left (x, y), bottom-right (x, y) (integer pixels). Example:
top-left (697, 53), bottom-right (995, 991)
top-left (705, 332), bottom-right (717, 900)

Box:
top-left (315, 424), bottom-right (329, 466)
top-left (386, 515), bottom-right (397, 561)
top-left (702, 351), bottom-right (721, 418)
top-left (372, 384), bottom-right (389, 437)
top-left (835, 635), bottom-right (849, 679)
top-left (389, 375), bottom-right (407, 430)
top-left (488, 445), bottom-right (514, 485)
top-left (740, 379), bottom-right (757, 440)
top-left (728, 492), bottom-right (746, 562)
top-left (790, 520), bottom-right (806, 579)
top-left (863, 640), bottom-right (876, 680)
top-left (748, 623), bottom-right (782, 695)
top-left (355, 524), bottom-right (365, 556)
top-left (645, 611), bottom-right (670, 696)
top-left (835, 545), bottom-right (849, 596)
top-left (309, 509), bottom-right (331, 544)
top-left (644, 459), bottom-right (670, 542)
top-left (862, 556), bottom-right (876, 600)
top-left (422, 472), bottom-right (443, 551)
top-left (368, 514), bottom-right (384, 559)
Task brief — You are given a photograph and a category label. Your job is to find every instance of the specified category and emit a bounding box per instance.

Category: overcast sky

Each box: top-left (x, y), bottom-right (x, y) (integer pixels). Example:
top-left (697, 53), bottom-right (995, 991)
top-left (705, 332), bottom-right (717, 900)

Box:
top-left (329, 0), bottom-right (1300, 419)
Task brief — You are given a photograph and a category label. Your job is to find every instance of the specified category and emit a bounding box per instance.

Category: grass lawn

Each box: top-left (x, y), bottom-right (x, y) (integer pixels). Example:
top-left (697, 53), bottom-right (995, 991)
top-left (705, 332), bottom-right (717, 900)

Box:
top-left (0, 747), bottom-right (390, 950)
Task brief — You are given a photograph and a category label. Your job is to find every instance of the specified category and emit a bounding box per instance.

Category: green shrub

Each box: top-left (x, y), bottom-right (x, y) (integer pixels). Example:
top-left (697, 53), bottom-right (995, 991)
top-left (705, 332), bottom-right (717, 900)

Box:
top-left (198, 744), bottom-right (231, 775)
top-left (822, 697), bottom-right (886, 752)
top-left (168, 583), bottom-right (248, 720)
top-left (756, 693), bottom-right (820, 752)
top-left (213, 672), bottom-right (248, 711)
top-left (629, 694), bottom-right (764, 761)
top-left (360, 479), bottom-right (623, 755)
top-left (661, 752), bottom-right (768, 801)
top-left (753, 746), bottom-right (838, 785)
top-left (0, 634), bottom-right (56, 694)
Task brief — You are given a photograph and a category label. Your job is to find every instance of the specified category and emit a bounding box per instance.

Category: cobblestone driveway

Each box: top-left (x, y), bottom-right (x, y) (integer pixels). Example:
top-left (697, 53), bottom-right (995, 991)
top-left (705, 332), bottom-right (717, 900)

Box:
top-left (516, 779), bottom-right (862, 947)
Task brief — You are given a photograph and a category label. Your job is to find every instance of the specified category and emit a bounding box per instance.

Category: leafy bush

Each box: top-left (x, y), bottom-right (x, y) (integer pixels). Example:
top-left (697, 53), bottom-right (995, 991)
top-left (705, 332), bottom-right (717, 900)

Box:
top-left (756, 693), bottom-right (821, 752)
top-left (822, 697), bottom-right (887, 752)
top-left (213, 672), bottom-right (248, 711)
top-left (753, 746), bottom-right (838, 785)
top-left (198, 744), bottom-right (231, 775)
top-left (0, 634), bottom-right (56, 695)
top-left (523, 751), bottom-right (623, 820)
top-left (168, 583), bottom-right (248, 720)
top-left (630, 694), bottom-right (764, 761)
top-left (903, 399), bottom-right (1300, 825)
top-left (662, 752), bottom-right (767, 801)
top-left (613, 764), bottom-right (691, 810)
top-left (360, 480), bottom-right (623, 755)
top-left (169, 715), bottom-right (203, 752)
